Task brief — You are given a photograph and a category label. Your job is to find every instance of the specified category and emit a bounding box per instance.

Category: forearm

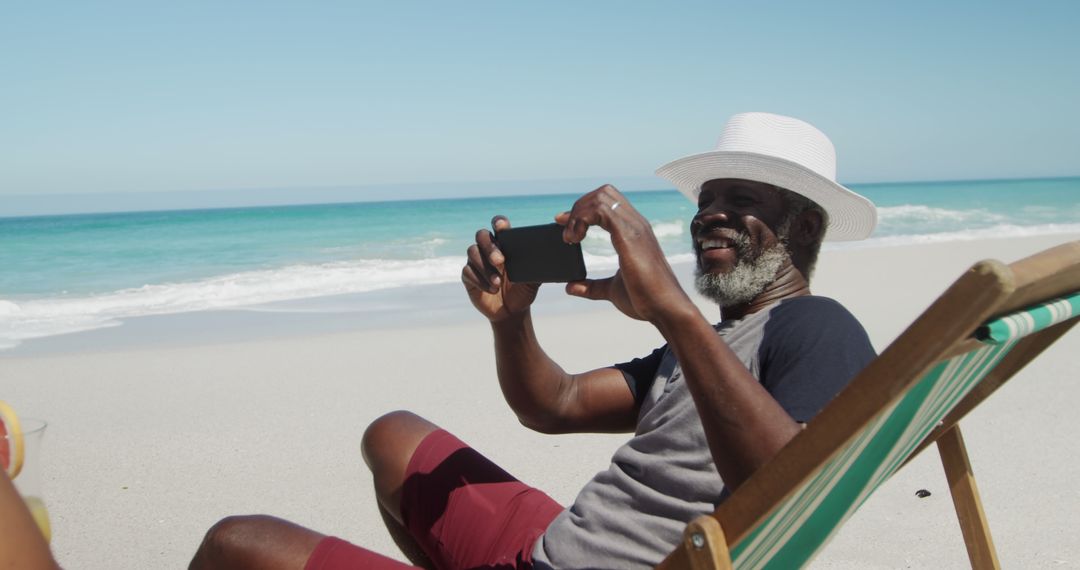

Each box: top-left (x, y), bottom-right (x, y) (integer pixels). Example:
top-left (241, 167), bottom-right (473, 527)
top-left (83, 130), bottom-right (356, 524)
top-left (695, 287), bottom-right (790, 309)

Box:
top-left (491, 310), bottom-right (575, 432)
top-left (0, 474), bottom-right (57, 569)
top-left (654, 304), bottom-right (801, 489)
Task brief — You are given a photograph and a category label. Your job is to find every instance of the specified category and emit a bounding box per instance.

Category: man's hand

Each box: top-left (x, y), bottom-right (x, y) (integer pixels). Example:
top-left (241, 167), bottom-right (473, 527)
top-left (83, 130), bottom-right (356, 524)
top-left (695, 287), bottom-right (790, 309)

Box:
top-left (565, 270), bottom-right (646, 321)
top-left (461, 216), bottom-right (541, 322)
top-left (558, 185), bottom-right (694, 325)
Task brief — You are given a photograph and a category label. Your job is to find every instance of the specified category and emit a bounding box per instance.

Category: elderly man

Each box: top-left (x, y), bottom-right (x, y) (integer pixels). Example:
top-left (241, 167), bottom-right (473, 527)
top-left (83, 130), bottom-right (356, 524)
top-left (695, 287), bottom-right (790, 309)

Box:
top-left (190, 112), bottom-right (878, 570)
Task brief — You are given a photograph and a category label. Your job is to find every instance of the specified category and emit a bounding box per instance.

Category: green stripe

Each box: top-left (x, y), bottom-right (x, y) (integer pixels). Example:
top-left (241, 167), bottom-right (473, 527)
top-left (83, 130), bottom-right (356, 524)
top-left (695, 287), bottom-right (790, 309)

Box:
top-left (761, 363), bottom-right (942, 568)
top-left (867, 344), bottom-right (1008, 495)
top-left (737, 365), bottom-right (942, 569)
top-left (731, 412), bottom-right (889, 567)
top-left (977, 292), bottom-right (1080, 344)
top-left (731, 342), bottom-right (1014, 568)
top-left (722, 294), bottom-right (1080, 568)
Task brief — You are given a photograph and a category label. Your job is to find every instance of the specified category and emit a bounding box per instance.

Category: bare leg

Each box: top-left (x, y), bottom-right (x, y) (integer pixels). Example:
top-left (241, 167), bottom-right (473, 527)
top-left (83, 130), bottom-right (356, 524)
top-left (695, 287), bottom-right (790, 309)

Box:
top-left (188, 515), bottom-right (325, 570)
top-left (362, 411), bottom-right (561, 570)
top-left (362, 411), bottom-right (441, 567)
top-left (361, 410), bottom-right (441, 524)
top-left (189, 411), bottom-right (442, 570)
top-left (379, 503), bottom-right (434, 569)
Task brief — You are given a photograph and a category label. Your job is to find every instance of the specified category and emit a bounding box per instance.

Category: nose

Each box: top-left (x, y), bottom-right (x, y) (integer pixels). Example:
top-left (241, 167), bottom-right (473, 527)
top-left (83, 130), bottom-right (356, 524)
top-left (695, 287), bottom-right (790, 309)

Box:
top-left (691, 207), bottom-right (730, 235)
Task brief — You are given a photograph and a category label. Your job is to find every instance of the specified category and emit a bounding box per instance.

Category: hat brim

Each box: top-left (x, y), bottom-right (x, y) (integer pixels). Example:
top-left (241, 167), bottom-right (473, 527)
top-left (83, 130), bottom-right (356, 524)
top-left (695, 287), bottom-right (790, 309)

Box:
top-left (655, 151), bottom-right (877, 241)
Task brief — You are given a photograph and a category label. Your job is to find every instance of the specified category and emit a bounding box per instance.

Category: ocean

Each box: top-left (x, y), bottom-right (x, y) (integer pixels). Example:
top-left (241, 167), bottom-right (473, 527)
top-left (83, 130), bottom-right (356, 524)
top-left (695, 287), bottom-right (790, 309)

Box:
top-left (2, 177), bottom-right (1079, 350)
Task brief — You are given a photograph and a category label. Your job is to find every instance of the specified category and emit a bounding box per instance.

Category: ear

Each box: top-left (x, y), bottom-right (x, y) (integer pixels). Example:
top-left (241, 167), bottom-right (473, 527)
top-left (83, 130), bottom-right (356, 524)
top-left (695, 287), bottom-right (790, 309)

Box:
top-left (791, 209), bottom-right (825, 247)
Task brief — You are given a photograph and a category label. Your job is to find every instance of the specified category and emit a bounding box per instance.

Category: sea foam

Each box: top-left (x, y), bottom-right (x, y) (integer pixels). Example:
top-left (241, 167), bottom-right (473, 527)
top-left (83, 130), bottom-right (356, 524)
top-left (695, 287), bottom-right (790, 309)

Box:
top-left (877, 204), bottom-right (1006, 224)
top-left (0, 257), bottom-right (466, 348)
top-left (827, 222), bottom-right (1080, 250)
top-left (3, 198), bottom-right (1077, 349)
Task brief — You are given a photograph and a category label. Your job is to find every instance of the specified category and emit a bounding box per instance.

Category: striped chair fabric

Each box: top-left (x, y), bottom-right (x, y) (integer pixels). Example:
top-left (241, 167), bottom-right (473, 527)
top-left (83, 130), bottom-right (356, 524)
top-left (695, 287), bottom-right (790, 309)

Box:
top-left (729, 292), bottom-right (1080, 569)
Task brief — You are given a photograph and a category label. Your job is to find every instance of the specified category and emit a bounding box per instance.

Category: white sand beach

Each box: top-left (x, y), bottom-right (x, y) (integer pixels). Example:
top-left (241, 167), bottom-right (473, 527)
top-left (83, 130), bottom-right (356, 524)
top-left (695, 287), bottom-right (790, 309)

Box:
top-left (2, 233), bottom-right (1079, 569)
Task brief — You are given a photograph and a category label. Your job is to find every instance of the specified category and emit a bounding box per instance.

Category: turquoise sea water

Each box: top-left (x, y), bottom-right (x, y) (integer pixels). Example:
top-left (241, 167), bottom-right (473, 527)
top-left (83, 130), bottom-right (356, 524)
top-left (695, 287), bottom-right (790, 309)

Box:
top-left (1, 177), bottom-right (1078, 349)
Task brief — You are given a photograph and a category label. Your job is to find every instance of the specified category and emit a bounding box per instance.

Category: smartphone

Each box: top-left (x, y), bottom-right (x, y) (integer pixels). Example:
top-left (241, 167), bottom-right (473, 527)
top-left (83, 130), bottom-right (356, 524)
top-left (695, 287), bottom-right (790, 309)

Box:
top-left (497, 223), bottom-right (587, 283)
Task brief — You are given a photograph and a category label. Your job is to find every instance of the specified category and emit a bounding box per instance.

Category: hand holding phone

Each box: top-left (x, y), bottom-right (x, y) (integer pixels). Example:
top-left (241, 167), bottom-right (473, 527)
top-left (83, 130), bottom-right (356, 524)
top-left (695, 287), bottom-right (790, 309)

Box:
top-left (496, 223), bottom-right (587, 283)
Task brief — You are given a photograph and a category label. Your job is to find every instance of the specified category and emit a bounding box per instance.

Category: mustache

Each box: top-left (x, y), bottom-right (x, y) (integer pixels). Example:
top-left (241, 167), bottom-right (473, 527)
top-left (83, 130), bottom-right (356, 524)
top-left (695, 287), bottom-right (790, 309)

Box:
top-left (693, 226), bottom-right (753, 256)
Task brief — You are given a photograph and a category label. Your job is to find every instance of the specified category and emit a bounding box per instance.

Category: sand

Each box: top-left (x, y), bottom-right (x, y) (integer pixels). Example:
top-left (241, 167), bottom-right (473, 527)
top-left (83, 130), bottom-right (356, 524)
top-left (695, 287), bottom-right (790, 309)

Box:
top-left (2, 233), bottom-right (1079, 569)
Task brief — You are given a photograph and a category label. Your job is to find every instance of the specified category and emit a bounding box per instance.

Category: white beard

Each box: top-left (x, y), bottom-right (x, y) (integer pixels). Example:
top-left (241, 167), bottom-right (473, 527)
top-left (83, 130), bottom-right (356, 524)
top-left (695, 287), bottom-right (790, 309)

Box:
top-left (694, 232), bottom-right (790, 308)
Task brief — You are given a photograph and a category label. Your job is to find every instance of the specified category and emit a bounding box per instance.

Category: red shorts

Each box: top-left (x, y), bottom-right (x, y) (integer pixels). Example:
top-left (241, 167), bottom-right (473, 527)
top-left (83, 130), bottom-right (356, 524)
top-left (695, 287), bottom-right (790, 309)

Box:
top-left (305, 429), bottom-right (564, 570)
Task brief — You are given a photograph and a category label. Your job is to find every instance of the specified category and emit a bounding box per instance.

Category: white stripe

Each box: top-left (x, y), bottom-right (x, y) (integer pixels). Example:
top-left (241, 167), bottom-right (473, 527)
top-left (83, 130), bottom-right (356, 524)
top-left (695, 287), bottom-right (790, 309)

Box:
top-left (735, 413), bottom-right (892, 567)
top-left (742, 425), bottom-right (875, 567)
top-left (733, 298), bottom-right (1080, 566)
top-left (1019, 312), bottom-right (1036, 337)
top-left (883, 349), bottom-right (991, 476)
top-left (855, 343), bottom-right (1007, 513)
top-left (735, 325), bottom-right (1032, 566)
top-left (859, 358), bottom-right (959, 502)
top-left (1047, 298), bottom-right (1075, 324)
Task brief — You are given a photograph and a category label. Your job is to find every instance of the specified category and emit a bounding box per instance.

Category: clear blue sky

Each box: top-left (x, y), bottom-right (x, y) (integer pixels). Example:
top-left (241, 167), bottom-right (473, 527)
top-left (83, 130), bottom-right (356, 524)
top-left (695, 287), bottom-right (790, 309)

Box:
top-left (1, 1), bottom-right (1077, 213)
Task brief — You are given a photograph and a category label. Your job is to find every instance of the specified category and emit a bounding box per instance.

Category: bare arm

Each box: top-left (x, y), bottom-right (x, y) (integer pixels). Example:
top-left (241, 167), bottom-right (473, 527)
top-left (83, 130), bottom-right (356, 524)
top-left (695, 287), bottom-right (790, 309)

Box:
top-left (0, 473), bottom-right (58, 570)
top-left (560, 186), bottom-right (800, 489)
top-left (462, 217), bottom-right (638, 434)
top-left (490, 310), bottom-right (637, 433)
top-left (653, 306), bottom-right (801, 487)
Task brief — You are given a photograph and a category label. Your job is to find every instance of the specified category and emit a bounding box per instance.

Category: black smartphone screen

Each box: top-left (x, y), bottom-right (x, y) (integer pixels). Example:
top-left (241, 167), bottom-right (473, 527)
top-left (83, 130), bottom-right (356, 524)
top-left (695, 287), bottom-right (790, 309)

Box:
top-left (497, 223), bottom-right (587, 283)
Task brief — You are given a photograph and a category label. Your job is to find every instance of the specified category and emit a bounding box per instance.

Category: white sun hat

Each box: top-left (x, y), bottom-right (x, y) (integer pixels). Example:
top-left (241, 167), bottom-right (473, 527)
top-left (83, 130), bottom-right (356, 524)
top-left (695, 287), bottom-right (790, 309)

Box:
top-left (655, 112), bottom-right (877, 241)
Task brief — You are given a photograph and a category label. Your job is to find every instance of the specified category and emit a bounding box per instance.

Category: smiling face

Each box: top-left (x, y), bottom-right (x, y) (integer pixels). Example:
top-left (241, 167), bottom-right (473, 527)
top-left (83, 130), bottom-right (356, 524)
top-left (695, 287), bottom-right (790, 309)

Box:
top-left (691, 179), bottom-right (794, 307)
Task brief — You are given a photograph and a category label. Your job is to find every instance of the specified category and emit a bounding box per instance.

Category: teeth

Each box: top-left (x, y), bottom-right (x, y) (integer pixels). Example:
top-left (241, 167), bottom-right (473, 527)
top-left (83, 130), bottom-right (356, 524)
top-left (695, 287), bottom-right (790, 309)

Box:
top-left (701, 239), bottom-right (733, 250)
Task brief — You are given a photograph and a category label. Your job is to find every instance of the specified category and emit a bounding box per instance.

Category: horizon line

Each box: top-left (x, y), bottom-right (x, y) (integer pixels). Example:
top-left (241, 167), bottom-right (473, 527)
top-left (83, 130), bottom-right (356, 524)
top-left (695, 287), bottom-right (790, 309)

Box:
top-left (2, 174), bottom-right (1077, 221)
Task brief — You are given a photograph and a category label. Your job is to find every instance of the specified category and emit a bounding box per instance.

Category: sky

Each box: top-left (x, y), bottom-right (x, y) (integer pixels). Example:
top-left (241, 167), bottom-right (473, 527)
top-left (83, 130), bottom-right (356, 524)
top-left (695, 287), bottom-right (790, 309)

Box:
top-left (1, 1), bottom-right (1078, 215)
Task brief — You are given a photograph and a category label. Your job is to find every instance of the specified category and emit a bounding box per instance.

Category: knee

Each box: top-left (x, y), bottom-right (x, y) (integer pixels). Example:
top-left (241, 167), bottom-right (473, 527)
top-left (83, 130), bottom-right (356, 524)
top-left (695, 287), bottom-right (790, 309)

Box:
top-left (361, 411), bottom-right (437, 470)
top-left (191, 515), bottom-right (273, 568)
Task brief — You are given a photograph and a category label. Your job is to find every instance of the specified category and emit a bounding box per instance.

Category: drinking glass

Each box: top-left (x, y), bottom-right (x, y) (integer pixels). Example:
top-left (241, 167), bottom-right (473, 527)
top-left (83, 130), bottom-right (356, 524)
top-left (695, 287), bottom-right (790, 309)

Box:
top-left (9, 418), bottom-right (50, 543)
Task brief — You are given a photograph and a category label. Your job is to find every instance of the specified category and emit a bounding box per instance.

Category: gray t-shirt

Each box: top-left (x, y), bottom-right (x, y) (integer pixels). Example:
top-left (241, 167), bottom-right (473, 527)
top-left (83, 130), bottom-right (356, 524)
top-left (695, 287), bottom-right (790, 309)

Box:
top-left (531, 296), bottom-right (875, 569)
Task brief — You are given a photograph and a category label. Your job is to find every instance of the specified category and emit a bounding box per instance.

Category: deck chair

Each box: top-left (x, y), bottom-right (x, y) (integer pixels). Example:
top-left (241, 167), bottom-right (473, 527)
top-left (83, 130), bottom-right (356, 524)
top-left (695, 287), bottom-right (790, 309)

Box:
top-left (657, 240), bottom-right (1080, 570)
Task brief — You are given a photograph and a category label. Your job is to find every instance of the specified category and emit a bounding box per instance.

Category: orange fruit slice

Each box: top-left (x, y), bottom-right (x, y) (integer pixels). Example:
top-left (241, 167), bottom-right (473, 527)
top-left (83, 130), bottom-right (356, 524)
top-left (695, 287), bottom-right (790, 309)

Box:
top-left (0, 400), bottom-right (24, 479)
